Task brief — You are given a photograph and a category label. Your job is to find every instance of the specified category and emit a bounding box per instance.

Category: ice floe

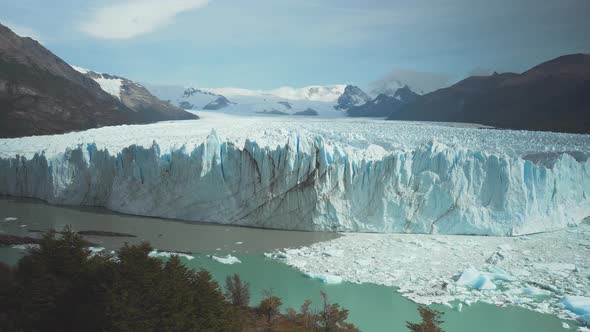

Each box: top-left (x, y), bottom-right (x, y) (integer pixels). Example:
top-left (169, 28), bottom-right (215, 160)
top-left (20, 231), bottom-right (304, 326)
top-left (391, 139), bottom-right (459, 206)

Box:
top-left (563, 296), bottom-right (590, 325)
top-left (210, 254), bottom-right (241, 265)
top-left (11, 244), bottom-right (39, 250)
top-left (306, 272), bottom-right (343, 284)
top-left (274, 223), bottom-right (590, 323)
top-left (148, 250), bottom-right (194, 261)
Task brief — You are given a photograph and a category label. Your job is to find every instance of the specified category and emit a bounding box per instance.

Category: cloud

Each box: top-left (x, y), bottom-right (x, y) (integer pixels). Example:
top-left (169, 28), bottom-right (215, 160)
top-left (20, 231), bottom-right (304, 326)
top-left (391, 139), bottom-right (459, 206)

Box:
top-left (1, 20), bottom-right (43, 43)
top-left (80, 0), bottom-right (209, 40)
top-left (368, 69), bottom-right (451, 95)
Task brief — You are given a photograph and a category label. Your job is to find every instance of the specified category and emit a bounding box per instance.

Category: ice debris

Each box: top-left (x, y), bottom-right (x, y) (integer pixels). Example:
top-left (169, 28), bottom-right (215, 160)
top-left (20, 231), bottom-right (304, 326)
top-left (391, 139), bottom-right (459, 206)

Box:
top-left (210, 254), bottom-right (241, 265)
top-left (148, 250), bottom-right (194, 261)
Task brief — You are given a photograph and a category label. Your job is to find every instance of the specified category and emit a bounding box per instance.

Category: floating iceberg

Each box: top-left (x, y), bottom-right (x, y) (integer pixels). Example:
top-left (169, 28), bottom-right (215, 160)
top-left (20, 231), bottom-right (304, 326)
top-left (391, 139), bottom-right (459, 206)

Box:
top-left (148, 250), bottom-right (195, 261)
top-left (210, 254), bottom-right (241, 265)
top-left (457, 267), bottom-right (495, 290)
top-left (306, 272), bottom-right (343, 284)
top-left (276, 223), bottom-right (590, 323)
top-left (562, 296), bottom-right (590, 325)
top-left (1, 116), bottom-right (589, 235)
top-left (11, 244), bottom-right (39, 250)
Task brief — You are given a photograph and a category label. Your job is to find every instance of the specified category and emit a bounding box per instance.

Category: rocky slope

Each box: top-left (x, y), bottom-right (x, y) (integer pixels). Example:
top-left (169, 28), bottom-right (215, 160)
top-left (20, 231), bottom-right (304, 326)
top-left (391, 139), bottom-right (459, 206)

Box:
top-left (0, 23), bottom-right (196, 138)
top-left (334, 85), bottom-right (371, 110)
top-left (74, 67), bottom-right (196, 122)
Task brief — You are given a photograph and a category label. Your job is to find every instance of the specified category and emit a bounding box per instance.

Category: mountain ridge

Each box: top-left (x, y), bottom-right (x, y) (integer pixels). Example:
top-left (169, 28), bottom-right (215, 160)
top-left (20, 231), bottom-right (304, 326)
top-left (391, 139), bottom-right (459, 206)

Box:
top-left (0, 23), bottom-right (196, 138)
top-left (388, 53), bottom-right (590, 133)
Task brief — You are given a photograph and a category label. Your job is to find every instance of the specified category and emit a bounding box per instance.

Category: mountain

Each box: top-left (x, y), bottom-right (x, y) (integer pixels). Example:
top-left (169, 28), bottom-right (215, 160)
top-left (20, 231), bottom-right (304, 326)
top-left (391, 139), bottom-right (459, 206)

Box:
top-left (370, 77), bottom-right (414, 96)
top-left (293, 108), bottom-right (319, 116)
top-left (179, 87), bottom-right (220, 109)
top-left (347, 86), bottom-right (420, 117)
top-left (388, 54), bottom-right (590, 133)
top-left (256, 109), bottom-right (289, 115)
top-left (334, 85), bottom-right (371, 110)
top-left (203, 96), bottom-right (234, 110)
top-left (367, 69), bottom-right (452, 96)
top-left (147, 84), bottom-right (348, 117)
top-left (73, 67), bottom-right (195, 122)
top-left (392, 85), bottom-right (420, 103)
top-left (0, 23), bottom-right (196, 138)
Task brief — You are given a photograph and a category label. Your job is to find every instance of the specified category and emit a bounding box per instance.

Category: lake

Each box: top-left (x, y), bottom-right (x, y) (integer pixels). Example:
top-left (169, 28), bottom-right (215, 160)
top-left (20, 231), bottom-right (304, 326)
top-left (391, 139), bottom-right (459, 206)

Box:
top-left (0, 198), bottom-right (576, 331)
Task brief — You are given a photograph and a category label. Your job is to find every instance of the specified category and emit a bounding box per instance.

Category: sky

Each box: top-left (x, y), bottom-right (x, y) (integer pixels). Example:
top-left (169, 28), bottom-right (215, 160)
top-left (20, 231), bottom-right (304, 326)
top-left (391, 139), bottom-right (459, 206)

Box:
top-left (1, 0), bottom-right (589, 90)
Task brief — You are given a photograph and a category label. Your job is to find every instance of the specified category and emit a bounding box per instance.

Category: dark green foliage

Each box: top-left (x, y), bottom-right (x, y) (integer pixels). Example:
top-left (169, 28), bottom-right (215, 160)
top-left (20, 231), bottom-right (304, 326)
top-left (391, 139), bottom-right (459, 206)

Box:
top-left (406, 306), bottom-right (445, 332)
top-left (0, 228), bottom-right (240, 332)
top-left (0, 227), bottom-right (358, 332)
top-left (225, 273), bottom-right (250, 307)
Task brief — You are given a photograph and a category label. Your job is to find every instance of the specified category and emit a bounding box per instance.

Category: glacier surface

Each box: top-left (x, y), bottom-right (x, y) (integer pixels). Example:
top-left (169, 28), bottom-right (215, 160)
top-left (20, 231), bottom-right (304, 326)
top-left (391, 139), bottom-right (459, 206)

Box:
top-left (0, 112), bottom-right (589, 235)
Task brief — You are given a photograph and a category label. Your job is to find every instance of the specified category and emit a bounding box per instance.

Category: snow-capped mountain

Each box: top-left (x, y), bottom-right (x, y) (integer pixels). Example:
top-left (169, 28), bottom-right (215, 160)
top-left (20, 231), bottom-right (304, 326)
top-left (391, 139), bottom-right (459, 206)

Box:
top-left (181, 87), bottom-right (221, 109)
top-left (391, 85), bottom-right (420, 103)
top-left (72, 66), bottom-right (195, 121)
top-left (203, 96), bottom-right (235, 110)
top-left (367, 69), bottom-right (451, 96)
top-left (348, 85), bottom-right (420, 117)
top-left (334, 85), bottom-right (371, 110)
top-left (147, 84), bottom-right (348, 117)
top-left (347, 85), bottom-right (420, 117)
top-left (369, 78), bottom-right (426, 97)
top-left (205, 85), bottom-right (345, 102)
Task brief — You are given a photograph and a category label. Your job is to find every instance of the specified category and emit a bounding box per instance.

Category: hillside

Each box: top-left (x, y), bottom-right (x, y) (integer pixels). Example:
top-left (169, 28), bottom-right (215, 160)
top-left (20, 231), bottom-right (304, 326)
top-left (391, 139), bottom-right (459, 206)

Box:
top-left (388, 54), bottom-right (590, 133)
top-left (0, 23), bottom-right (196, 138)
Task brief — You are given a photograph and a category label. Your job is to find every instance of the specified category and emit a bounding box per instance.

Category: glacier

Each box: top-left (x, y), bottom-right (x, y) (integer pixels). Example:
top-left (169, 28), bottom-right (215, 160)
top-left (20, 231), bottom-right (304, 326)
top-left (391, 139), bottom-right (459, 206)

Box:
top-left (0, 113), bottom-right (589, 236)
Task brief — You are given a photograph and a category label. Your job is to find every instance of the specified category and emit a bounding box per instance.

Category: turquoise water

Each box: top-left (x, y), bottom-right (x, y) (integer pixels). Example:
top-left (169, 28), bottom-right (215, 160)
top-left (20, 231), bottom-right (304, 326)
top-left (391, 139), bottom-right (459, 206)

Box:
top-left (0, 198), bottom-right (578, 331)
top-left (181, 254), bottom-right (574, 332)
top-left (0, 248), bottom-right (575, 331)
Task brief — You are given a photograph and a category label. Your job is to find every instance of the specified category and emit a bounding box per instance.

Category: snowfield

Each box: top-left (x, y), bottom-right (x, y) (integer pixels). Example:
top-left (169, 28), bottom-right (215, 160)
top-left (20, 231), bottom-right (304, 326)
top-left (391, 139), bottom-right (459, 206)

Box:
top-left (272, 222), bottom-right (590, 326)
top-left (0, 112), bottom-right (589, 235)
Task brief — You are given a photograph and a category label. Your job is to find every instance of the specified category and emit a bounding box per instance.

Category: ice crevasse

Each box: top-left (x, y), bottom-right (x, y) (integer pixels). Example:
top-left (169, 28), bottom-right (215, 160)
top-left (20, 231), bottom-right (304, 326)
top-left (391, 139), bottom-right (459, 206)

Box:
top-left (0, 130), bottom-right (588, 236)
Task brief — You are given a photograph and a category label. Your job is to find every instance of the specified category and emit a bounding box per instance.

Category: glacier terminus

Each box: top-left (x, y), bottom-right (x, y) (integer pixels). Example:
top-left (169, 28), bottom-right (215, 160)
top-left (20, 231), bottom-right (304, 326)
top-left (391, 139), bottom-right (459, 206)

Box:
top-left (1, 113), bottom-right (589, 236)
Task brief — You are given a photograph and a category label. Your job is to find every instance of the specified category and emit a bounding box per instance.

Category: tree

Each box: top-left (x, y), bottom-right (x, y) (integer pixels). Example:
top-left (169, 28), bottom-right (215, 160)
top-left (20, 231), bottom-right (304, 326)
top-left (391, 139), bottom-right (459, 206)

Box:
top-left (318, 291), bottom-right (359, 332)
top-left (1, 228), bottom-right (243, 332)
top-left (0, 228), bottom-right (360, 332)
top-left (293, 299), bottom-right (318, 330)
top-left (257, 289), bottom-right (283, 325)
top-left (225, 273), bottom-right (250, 307)
top-left (406, 306), bottom-right (445, 332)
top-left (192, 268), bottom-right (241, 331)
top-left (6, 227), bottom-right (112, 332)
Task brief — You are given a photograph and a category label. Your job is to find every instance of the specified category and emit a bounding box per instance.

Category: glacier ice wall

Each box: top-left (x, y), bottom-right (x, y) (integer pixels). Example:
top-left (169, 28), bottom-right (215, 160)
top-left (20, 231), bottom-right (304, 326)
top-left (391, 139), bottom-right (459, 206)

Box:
top-left (0, 131), bottom-right (588, 235)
